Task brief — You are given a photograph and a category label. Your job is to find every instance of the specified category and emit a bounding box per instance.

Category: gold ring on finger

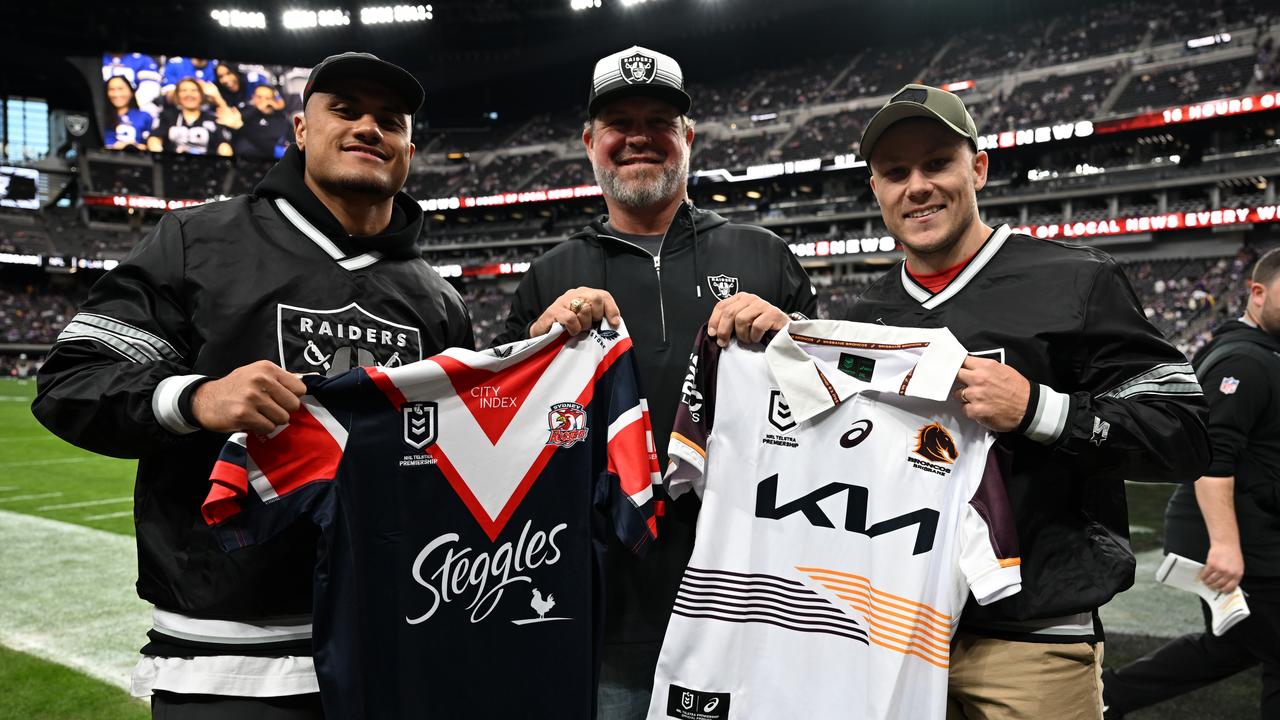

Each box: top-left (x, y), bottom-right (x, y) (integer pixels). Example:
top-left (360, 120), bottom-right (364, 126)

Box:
top-left (569, 298), bottom-right (585, 312)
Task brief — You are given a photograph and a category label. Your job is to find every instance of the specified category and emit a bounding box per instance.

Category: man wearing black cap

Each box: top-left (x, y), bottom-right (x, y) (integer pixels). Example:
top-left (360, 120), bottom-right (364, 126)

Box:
top-left (494, 45), bottom-right (816, 720)
top-left (34, 52), bottom-right (472, 719)
top-left (843, 84), bottom-right (1210, 719)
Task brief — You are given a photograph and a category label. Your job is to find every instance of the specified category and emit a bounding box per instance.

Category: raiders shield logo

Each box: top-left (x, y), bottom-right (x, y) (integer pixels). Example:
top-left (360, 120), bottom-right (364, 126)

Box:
top-left (402, 401), bottom-right (438, 450)
top-left (706, 274), bottom-right (740, 301)
top-left (620, 53), bottom-right (656, 84)
top-left (277, 302), bottom-right (423, 377)
top-left (768, 389), bottom-right (796, 432)
top-left (64, 114), bottom-right (90, 137)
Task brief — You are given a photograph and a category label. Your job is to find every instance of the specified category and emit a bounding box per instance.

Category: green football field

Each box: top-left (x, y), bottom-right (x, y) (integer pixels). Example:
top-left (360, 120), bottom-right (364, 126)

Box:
top-left (0, 377), bottom-right (1264, 718)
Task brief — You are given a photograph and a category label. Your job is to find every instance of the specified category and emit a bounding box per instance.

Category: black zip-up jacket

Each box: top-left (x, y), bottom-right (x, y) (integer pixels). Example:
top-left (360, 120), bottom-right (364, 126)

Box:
top-left (1166, 320), bottom-right (1280, 577)
top-left (495, 201), bottom-right (817, 650)
top-left (847, 227), bottom-right (1210, 630)
top-left (32, 146), bottom-right (473, 650)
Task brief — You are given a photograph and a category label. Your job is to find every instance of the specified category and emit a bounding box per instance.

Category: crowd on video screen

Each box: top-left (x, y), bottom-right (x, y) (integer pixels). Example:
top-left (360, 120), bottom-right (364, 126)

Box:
top-left (100, 52), bottom-right (311, 160)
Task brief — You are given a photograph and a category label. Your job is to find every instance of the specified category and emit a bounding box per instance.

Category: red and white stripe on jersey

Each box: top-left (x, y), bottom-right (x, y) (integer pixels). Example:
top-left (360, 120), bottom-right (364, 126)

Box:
top-left (202, 397), bottom-right (347, 525)
top-left (607, 398), bottom-right (661, 537)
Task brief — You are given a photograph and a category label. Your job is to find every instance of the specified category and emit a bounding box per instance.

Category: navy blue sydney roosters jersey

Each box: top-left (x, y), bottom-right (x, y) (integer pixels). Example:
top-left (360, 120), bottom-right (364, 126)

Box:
top-left (201, 321), bottom-right (660, 720)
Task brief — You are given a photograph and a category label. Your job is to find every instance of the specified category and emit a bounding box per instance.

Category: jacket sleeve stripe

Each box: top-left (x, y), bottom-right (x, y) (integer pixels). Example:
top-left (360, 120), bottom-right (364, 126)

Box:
top-left (56, 323), bottom-right (153, 363)
top-left (1024, 384), bottom-right (1070, 444)
top-left (72, 312), bottom-right (182, 361)
top-left (1100, 362), bottom-right (1202, 399)
top-left (152, 374), bottom-right (206, 435)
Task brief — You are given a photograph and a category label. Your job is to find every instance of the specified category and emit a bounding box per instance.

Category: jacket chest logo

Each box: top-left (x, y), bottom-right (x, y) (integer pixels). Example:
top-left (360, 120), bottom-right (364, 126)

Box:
top-left (277, 302), bottom-right (423, 377)
top-left (706, 274), bottom-right (740, 301)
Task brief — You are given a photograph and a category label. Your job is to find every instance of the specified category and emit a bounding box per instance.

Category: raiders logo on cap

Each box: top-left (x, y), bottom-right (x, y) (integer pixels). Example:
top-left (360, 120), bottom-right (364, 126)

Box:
top-left (620, 52), bottom-right (656, 84)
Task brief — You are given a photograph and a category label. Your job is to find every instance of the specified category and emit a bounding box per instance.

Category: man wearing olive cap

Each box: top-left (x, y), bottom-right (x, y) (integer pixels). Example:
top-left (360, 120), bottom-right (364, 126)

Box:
top-left (34, 52), bottom-right (472, 719)
top-left (844, 84), bottom-right (1210, 719)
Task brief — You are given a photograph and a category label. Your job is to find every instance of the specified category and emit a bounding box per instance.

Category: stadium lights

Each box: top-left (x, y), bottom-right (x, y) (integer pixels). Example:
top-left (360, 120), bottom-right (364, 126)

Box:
top-left (570, 0), bottom-right (602, 9)
top-left (361, 5), bottom-right (433, 24)
top-left (210, 9), bottom-right (267, 28)
top-left (620, 0), bottom-right (653, 6)
top-left (282, 8), bottom-right (351, 29)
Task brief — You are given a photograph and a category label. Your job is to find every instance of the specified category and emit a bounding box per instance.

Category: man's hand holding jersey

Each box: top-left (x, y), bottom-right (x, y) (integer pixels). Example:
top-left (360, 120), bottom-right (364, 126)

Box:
top-left (706, 292), bottom-right (790, 347)
top-left (528, 287), bottom-right (623, 338)
top-left (192, 360), bottom-right (307, 434)
top-left (954, 355), bottom-right (1033, 432)
top-left (528, 287), bottom-right (790, 347)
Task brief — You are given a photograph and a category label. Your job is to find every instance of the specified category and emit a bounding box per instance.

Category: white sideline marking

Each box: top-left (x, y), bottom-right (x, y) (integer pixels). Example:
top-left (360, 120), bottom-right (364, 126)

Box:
top-left (0, 457), bottom-right (92, 468)
top-left (0, 509), bottom-right (148, 691)
top-left (0, 493), bottom-right (64, 504)
top-left (38, 497), bottom-right (132, 511)
top-left (83, 511), bottom-right (134, 521)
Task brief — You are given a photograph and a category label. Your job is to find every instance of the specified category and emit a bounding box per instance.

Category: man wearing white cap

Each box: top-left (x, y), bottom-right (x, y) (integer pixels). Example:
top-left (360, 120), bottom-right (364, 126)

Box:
top-left (495, 45), bottom-right (817, 719)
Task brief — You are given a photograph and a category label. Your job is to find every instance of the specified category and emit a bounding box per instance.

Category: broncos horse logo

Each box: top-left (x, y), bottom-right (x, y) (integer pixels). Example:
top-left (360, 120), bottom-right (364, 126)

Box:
top-left (914, 423), bottom-right (959, 464)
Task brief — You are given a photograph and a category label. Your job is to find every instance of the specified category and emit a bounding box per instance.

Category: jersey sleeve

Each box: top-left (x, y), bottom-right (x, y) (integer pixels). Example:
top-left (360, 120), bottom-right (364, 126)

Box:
top-left (201, 393), bottom-right (347, 551)
top-left (600, 343), bottom-right (661, 556)
top-left (959, 447), bottom-right (1023, 605)
top-left (665, 325), bottom-right (724, 500)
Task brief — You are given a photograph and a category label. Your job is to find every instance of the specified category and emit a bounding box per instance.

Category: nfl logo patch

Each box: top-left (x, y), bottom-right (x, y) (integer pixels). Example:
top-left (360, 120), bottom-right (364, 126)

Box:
top-left (402, 401), bottom-right (438, 450)
top-left (620, 53), bottom-right (656, 84)
top-left (1219, 376), bottom-right (1240, 395)
top-left (547, 402), bottom-right (589, 448)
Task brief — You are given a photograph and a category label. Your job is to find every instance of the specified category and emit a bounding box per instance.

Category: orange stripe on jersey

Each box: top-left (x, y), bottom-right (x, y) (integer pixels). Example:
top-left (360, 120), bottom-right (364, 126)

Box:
top-left (670, 431), bottom-right (707, 459)
top-left (248, 405), bottom-right (343, 499)
top-left (999, 557), bottom-right (1021, 568)
top-left (828, 589), bottom-right (952, 644)
top-left (868, 636), bottom-right (950, 670)
top-left (837, 595), bottom-right (953, 652)
top-left (799, 565), bottom-right (955, 667)
top-left (797, 567), bottom-right (952, 623)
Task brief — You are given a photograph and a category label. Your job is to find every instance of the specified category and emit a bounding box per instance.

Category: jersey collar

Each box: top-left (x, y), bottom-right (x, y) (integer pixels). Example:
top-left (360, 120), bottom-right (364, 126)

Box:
top-left (900, 224), bottom-right (1011, 309)
top-left (765, 320), bottom-right (969, 425)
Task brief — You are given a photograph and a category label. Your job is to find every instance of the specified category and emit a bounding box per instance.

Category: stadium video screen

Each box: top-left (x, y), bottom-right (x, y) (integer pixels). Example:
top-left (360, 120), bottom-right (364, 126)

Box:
top-left (100, 53), bottom-right (312, 160)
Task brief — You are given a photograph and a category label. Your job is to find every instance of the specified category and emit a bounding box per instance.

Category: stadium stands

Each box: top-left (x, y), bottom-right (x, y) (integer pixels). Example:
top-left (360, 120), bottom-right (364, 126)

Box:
top-left (1112, 55), bottom-right (1258, 114)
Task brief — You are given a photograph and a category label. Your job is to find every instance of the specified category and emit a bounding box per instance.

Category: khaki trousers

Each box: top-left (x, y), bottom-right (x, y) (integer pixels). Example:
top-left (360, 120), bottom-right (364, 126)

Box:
top-left (946, 632), bottom-right (1104, 720)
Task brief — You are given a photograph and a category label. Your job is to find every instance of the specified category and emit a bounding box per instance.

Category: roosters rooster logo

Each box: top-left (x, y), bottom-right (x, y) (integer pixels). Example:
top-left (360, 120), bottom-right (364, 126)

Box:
top-left (914, 423), bottom-right (958, 464)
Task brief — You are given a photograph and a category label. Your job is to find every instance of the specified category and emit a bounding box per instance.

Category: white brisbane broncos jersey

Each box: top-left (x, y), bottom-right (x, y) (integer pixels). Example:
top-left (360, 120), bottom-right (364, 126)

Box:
top-left (648, 320), bottom-right (1022, 720)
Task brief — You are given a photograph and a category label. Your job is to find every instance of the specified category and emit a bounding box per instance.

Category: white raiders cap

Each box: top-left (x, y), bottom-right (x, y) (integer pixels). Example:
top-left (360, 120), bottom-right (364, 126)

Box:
top-left (587, 45), bottom-right (691, 118)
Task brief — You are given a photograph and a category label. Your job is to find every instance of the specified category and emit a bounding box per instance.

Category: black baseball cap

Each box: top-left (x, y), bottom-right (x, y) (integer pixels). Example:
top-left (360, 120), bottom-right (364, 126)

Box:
top-left (858, 84), bottom-right (980, 163)
top-left (303, 52), bottom-right (425, 114)
top-left (587, 45), bottom-right (691, 118)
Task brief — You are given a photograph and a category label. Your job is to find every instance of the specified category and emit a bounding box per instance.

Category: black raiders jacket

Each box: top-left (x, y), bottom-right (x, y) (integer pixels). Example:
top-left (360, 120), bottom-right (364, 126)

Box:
top-left (32, 145), bottom-right (473, 650)
top-left (493, 201), bottom-right (817, 652)
top-left (846, 226), bottom-right (1210, 630)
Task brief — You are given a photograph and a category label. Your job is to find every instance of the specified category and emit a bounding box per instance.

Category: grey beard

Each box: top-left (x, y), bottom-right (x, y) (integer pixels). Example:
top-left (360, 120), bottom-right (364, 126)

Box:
top-left (594, 155), bottom-right (687, 209)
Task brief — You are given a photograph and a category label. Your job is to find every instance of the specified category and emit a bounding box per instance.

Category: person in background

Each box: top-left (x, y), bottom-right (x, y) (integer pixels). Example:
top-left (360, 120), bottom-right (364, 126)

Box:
top-left (102, 76), bottom-right (152, 151)
top-left (1103, 247), bottom-right (1280, 719)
